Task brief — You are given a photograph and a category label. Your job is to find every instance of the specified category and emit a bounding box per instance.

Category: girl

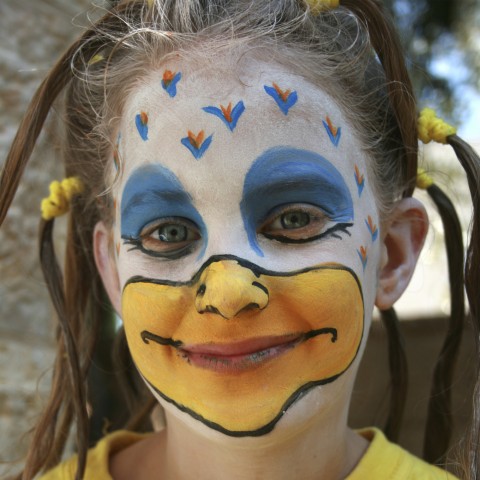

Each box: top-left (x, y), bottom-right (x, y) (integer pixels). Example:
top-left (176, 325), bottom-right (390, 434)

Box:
top-left (1, 0), bottom-right (479, 478)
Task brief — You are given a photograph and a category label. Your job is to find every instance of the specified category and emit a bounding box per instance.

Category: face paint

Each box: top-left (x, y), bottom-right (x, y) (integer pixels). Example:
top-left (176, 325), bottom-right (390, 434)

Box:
top-left (114, 60), bottom-right (380, 438)
top-left (264, 83), bottom-right (298, 115)
top-left (162, 70), bottom-right (182, 98)
top-left (354, 164), bottom-right (365, 197)
top-left (365, 215), bottom-right (378, 242)
top-left (202, 101), bottom-right (245, 131)
top-left (135, 111), bottom-right (149, 141)
top-left (357, 245), bottom-right (368, 271)
top-left (113, 132), bottom-right (121, 173)
top-left (180, 130), bottom-right (213, 159)
top-left (323, 115), bottom-right (342, 147)
top-left (122, 256), bottom-right (364, 435)
top-left (240, 147), bottom-right (354, 256)
top-left (120, 163), bottom-right (207, 258)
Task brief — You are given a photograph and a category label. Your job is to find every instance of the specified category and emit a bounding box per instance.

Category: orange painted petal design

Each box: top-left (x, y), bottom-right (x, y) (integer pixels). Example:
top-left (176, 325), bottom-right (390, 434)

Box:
top-left (365, 216), bottom-right (378, 242)
top-left (357, 246), bottom-right (368, 270)
top-left (187, 130), bottom-right (205, 148)
top-left (326, 116), bottom-right (338, 136)
top-left (163, 69), bottom-right (175, 84)
top-left (220, 103), bottom-right (233, 123)
top-left (273, 82), bottom-right (291, 102)
top-left (354, 165), bottom-right (363, 182)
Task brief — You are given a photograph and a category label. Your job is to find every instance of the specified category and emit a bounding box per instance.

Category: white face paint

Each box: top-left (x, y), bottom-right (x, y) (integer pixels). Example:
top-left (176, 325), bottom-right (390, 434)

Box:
top-left (114, 60), bottom-right (379, 283)
top-left (110, 58), bottom-right (382, 436)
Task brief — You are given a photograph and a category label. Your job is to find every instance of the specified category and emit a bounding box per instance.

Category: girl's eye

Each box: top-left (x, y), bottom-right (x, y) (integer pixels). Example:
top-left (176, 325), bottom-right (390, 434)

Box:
top-left (260, 204), bottom-right (333, 243)
top-left (135, 218), bottom-right (201, 257)
top-left (280, 211), bottom-right (310, 229)
top-left (157, 224), bottom-right (189, 242)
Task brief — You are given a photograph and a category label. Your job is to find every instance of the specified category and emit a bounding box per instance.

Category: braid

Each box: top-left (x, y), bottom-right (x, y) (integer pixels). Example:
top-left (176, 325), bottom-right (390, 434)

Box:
top-left (421, 183), bottom-right (465, 463)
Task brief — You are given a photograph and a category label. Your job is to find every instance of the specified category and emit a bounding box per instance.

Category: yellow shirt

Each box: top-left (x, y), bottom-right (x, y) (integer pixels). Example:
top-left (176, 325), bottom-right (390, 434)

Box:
top-left (40, 428), bottom-right (458, 479)
top-left (348, 429), bottom-right (457, 480)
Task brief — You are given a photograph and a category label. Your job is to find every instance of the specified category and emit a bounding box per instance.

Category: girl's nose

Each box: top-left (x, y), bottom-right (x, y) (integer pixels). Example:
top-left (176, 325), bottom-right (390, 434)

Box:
top-left (194, 260), bottom-right (269, 319)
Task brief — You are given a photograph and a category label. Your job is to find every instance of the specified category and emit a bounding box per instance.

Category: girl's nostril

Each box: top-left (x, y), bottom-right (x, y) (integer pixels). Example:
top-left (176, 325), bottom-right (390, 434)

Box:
top-left (197, 284), bottom-right (206, 296)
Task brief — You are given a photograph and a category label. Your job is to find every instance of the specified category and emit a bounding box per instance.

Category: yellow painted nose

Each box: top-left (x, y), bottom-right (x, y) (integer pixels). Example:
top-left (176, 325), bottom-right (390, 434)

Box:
top-left (194, 261), bottom-right (269, 319)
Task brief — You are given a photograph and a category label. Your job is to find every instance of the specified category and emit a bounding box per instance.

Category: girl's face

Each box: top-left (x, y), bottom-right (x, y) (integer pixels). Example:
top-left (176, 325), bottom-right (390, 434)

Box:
top-left (103, 59), bottom-right (382, 437)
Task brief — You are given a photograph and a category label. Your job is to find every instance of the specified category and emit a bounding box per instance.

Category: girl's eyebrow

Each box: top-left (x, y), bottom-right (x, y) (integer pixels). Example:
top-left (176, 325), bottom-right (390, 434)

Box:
top-left (240, 146), bottom-right (354, 256)
top-left (243, 176), bottom-right (350, 215)
top-left (120, 164), bottom-right (204, 239)
top-left (241, 146), bottom-right (354, 220)
top-left (122, 189), bottom-right (191, 217)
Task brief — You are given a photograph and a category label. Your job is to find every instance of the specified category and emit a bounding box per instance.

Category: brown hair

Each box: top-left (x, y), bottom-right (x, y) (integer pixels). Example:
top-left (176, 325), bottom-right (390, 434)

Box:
top-left (0, 1), bottom-right (479, 478)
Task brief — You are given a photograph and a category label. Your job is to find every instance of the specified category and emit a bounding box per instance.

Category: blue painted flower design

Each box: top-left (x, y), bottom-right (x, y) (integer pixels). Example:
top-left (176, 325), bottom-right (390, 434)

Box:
top-left (202, 101), bottom-right (245, 131)
top-left (113, 132), bottom-right (122, 171)
top-left (161, 70), bottom-right (182, 98)
top-left (135, 112), bottom-right (149, 141)
top-left (365, 216), bottom-right (378, 242)
top-left (181, 130), bottom-right (213, 159)
top-left (323, 116), bottom-right (342, 147)
top-left (357, 246), bottom-right (368, 271)
top-left (264, 83), bottom-right (298, 115)
top-left (354, 164), bottom-right (365, 197)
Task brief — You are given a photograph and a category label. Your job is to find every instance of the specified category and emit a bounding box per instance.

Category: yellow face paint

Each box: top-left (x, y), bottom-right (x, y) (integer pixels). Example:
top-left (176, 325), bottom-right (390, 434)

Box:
top-left (122, 258), bottom-right (364, 435)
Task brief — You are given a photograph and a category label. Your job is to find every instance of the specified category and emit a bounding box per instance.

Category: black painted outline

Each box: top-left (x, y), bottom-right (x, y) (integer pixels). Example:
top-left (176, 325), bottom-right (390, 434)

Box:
top-left (121, 237), bottom-right (197, 260)
top-left (142, 371), bottom-right (343, 437)
top-left (124, 254), bottom-right (362, 290)
top-left (262, 222), bottom-right (352, 244)
top-left (125, 256), bottom-right (365, 436)
top-left (141, 331), bottom-right (183, 348)
top-left (140, 327), bottom-right (337, 352)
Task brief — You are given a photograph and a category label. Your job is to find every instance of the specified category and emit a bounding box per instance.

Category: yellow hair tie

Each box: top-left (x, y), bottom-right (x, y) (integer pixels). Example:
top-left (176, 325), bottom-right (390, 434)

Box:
top-left (304, 0), bottom-right (339, 15)
top-left (418, 107), bottom-right (457, 145)
top-left (41, 177), bottom-right (84, 221)
top-left (416, 168), bottom-right (434, 190)
top-left (88, 54), bottom-right (104, 66)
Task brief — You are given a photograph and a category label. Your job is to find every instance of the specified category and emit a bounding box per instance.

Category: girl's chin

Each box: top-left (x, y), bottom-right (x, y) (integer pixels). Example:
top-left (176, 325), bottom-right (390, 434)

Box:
top-left (147, 371), bottom-right (355, 444)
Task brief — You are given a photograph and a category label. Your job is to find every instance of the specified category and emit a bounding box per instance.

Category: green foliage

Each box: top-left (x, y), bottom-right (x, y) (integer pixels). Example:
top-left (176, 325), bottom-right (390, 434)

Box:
top-left (385, 0), bottom-right (480, 125)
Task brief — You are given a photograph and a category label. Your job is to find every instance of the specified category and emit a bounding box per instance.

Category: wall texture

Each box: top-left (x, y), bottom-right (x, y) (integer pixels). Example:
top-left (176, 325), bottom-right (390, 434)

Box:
top-left (0, 1), bottom-right (90, 476)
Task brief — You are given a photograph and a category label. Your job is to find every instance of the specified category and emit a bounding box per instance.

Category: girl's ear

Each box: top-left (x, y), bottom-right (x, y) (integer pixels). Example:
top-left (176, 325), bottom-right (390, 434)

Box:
top-left (375, 197), bottom-right (429, 310)
top-left (93, 221), bottom-right (122, 314)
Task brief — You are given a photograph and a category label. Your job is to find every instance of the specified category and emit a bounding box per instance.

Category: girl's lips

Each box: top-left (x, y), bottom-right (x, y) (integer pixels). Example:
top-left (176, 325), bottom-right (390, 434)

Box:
top-left (178, 334), bottom-right (303, 373)
top-left (181, 333), bottom-right (302, 356)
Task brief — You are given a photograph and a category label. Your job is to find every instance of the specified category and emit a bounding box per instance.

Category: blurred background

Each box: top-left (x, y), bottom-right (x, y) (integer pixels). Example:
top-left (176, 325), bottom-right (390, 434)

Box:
top-left (0, 0), bottom-right (479, 476)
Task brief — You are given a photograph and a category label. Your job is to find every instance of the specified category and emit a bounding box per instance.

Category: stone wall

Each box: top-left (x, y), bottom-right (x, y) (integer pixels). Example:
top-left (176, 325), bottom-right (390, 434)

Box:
top-left (0, 1), bottom-right (90, 476)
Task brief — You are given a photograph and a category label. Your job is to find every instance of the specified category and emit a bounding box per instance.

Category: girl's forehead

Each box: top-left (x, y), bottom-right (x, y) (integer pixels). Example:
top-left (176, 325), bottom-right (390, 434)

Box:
top-left (117, 60), bottom-right (368, 193)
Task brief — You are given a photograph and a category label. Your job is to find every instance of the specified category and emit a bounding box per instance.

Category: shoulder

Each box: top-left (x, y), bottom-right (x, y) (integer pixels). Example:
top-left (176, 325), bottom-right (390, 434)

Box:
top-left (348, 428), bottom-right (458, 480)
top-left (39, 430), bottom-right (152, 480)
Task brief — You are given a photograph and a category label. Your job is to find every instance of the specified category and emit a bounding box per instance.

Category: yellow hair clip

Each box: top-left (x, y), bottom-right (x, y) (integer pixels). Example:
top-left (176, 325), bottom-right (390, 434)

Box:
top-left (304, 0), bottom-right (339, 15)
top-left (416, 168), bottom-right (434, 190)
top-left (41, 177), bottom-right (84, 221)
top-left (418, 108), bottom-right (457, 145)
top-left (88, 54), bottom-right (104, 66)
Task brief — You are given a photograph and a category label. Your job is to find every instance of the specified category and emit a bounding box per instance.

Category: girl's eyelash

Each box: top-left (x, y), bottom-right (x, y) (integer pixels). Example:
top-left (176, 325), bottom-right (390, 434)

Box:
top-left (140, 217), bottom-right (198, 237)
top-left (122, 237), bottom-right (197, 260)
top-left (121, 216), bottom-right (201, 260)
top-left (262, 222), bottom-right (353, 244)
top-left (263, 204), bottom-right (326, 224)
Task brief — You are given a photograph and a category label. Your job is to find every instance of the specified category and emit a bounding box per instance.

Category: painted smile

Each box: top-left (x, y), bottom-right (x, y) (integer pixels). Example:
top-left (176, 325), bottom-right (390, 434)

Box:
top-left (123, 258), bottom-right (363, 434)
top-left (141, 329), bottom-right (338, 373)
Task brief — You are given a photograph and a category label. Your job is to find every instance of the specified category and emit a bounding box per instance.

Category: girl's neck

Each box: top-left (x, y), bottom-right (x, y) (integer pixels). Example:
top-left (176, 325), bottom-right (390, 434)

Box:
top-left (119, 407), bottom-right (368, 480)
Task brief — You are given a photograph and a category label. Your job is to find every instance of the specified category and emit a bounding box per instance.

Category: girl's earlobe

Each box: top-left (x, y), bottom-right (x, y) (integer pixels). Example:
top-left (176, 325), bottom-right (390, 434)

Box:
top-left (93, 221), bottom-right (122, 314)
top-left (375, 198), bottom-right (429, 310)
